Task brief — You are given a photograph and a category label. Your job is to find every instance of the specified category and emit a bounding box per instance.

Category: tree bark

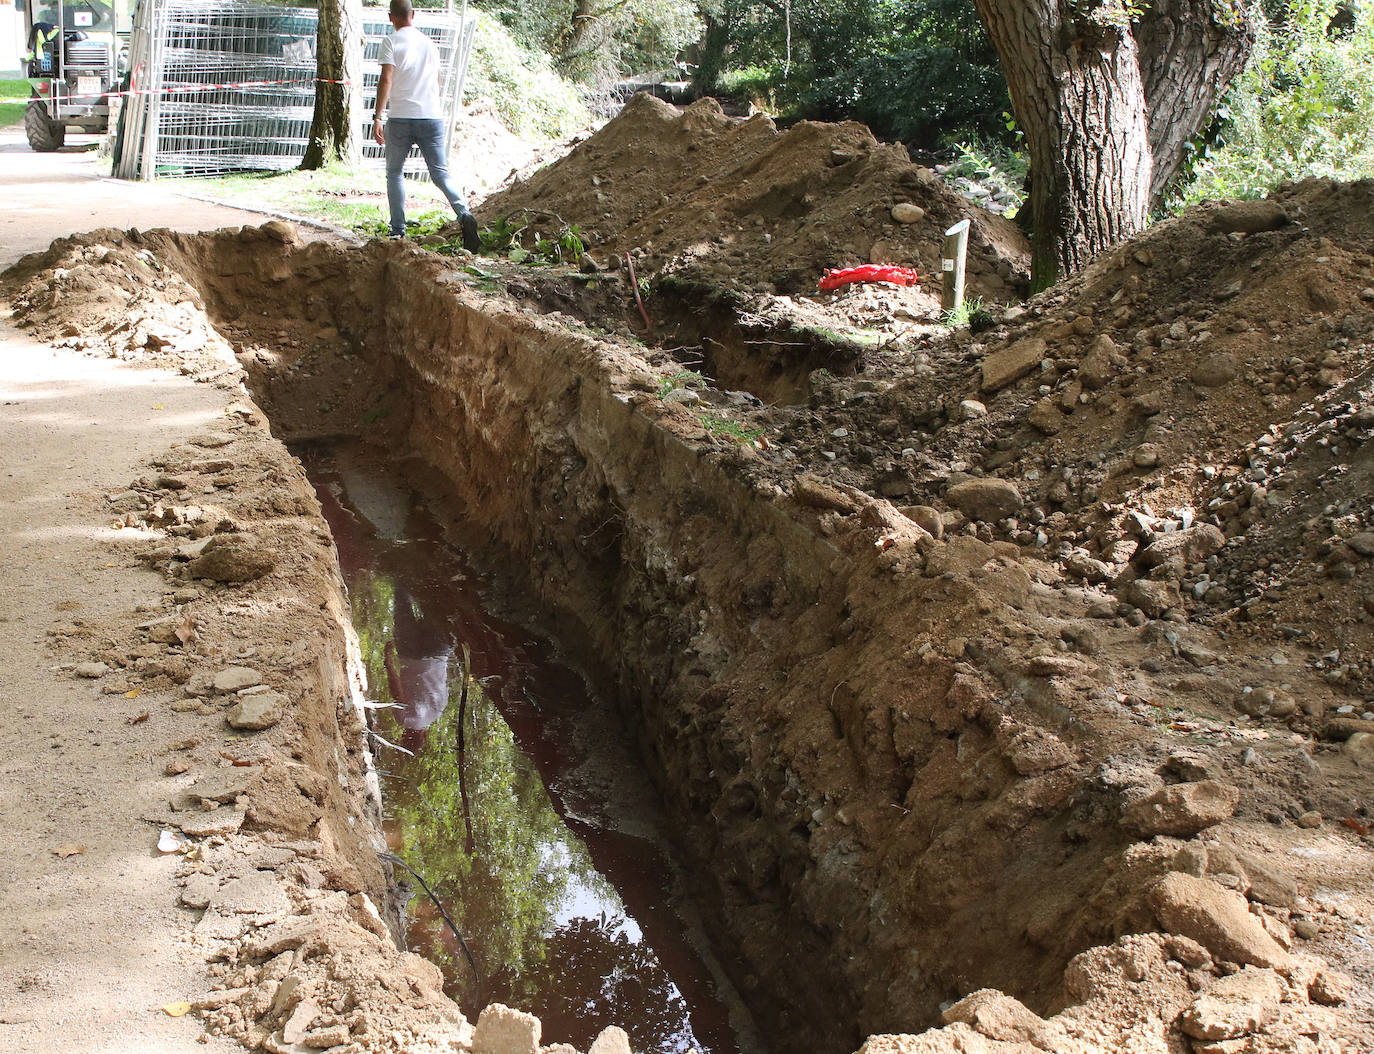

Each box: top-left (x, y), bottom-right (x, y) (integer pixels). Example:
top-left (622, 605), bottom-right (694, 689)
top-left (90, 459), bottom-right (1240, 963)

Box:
top-left (1136, 0), bottom-right (1256, 202)
top-left (301, 0), bottom-right (363, 170)
top-left (973, 0), bottom-right (1254, 290)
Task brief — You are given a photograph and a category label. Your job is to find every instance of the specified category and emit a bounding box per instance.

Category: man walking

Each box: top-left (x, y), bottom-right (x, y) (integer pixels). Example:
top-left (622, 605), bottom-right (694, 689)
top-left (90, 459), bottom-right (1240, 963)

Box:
top-left (372, 0), bottom-right (480, 249)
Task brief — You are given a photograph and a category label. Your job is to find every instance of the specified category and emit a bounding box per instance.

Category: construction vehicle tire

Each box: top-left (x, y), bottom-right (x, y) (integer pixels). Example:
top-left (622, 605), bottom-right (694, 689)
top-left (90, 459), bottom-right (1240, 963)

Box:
top-left (25, 96), bottom-right (66, 152)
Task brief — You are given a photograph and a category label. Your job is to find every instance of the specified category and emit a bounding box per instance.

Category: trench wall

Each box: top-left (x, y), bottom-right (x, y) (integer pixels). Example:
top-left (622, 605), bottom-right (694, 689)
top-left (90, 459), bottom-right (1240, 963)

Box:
top-left (180, 234), bottom-right (1133, 1051)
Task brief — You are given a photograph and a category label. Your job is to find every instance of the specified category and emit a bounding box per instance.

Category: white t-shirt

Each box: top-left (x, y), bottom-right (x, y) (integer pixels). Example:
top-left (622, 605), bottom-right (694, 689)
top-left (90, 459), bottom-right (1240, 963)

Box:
top-left (379, 25), bottom-right (441, 119)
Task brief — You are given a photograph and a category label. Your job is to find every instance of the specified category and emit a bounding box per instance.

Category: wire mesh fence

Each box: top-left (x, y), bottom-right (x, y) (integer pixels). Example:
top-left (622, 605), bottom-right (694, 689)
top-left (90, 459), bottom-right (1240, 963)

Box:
top-left (114, 0), bottom-right (472, 181)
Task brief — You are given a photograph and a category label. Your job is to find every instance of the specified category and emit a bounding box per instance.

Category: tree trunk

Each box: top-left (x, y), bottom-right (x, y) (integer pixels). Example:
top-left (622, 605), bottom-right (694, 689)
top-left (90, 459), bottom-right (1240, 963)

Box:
top-left (1136, 0), bottom-right (1256, 202)
top-left (301, 0), bottom-right (363, 170)
top-left (973, 0), bottom-right (1254, 290)
top-left (691, 9), bottom-right (732, 93)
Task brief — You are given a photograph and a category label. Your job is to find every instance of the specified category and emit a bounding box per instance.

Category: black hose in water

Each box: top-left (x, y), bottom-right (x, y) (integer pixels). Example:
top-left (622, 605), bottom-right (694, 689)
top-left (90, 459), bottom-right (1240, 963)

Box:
top-left (379, 851), bottom-right (483, 1010)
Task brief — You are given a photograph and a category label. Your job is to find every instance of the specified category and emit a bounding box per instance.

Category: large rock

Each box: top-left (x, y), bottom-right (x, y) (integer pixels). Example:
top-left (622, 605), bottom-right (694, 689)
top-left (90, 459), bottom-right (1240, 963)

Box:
top-left (1210, 199), bottom-right (1290, 234)
top-left (212, 666), bottom-right (262, 693)
top-left (1180, 967), bottom-right (1282, 1040)
top-left (946, 479), bottom-right (1023, 522)
top-left (225, 690), bottom-right (285, 731)
top-left (941, 988), bottom-right (1049, 1045)
top-left (186, 533), bottom-right (276, 582)
top-left (588, 1026), bottom-right (632, 1054)
top-left (175, 806), bottom-right (247, 838)
top-left (1235, 851), bottom-right (1299, 909)
top-left (1117, 577), bottom-right (1182, 617)
top-left (794, 474), bottom-right (860, 513)
top-left (1191, 352), bottom-right (1241, 387)
top-left (1148, 873), bottom-right (1290, 970)
top-left (473, 1004), bottom-right (540, 1054)
top-left (1137, 524), bottom-right (1227, 570)
top-left (981, 337), bottom-right (1046, 392)
top-left (1121, 780), bottom-right (1239, 836)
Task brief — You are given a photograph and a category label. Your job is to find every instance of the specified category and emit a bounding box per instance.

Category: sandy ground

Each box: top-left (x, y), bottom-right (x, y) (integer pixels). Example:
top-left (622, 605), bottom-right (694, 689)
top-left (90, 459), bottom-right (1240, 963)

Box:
top-left (0, 127), bottom-right (312, 1053)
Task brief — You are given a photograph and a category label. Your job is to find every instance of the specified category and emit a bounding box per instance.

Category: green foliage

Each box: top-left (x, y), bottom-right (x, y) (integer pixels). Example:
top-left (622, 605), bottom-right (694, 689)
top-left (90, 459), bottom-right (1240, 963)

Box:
top-left (464, 12), bottom-right (590, 139)
top-left (939, 296), bottom-right (994, 329)
top-left (702, 0), bottom-right (1012, 150)
top-left (656, 367), bottom-right (707, 397)
top-left (943, 135), bottom-right (1027, 215)
top-left (0, 79), bottom-right (29, 130)
top-left (698, 411), bottom-right (763, 442)
top-left (532, 223), bottom-right (586, 264)
top-left (1175, 0), bottom-right (1374, 205)
top-left (479, 213), bottom-right (528, 251)
top-left (478, 0), bottom-right (698, 82)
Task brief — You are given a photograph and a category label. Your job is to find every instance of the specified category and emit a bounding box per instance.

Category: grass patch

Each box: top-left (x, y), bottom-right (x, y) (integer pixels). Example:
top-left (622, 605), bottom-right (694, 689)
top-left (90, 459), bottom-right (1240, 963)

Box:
top-left (699, 412), bottom-right (764, 444)
top-left (1, 79), bottom-right (32, 130)
top-left (939, 296), bottom-right (997, 333)
top-left (157, 163), bottom-right (460, 235)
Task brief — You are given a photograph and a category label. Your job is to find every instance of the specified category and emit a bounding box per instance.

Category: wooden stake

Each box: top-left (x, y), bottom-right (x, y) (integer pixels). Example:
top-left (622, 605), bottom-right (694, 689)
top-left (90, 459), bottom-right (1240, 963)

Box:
top-left (942, 218), bottom-right (970, 313)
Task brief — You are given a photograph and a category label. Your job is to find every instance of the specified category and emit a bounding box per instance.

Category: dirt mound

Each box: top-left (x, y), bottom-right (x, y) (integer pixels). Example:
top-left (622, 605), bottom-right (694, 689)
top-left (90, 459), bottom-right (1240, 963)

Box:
top-left (735, 179), bottom-right (1374, 690)
top-left (480, 93), bottom-right (1029, 307)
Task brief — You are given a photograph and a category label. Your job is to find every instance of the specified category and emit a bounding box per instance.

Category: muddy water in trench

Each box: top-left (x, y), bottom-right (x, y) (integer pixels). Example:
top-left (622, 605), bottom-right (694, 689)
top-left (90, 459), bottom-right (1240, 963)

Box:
top-left (300, 443), bottom-right (746, 1054)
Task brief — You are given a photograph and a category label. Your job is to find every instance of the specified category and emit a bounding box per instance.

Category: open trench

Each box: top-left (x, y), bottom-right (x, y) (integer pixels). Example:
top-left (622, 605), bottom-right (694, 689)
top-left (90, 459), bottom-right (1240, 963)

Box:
top-left (144, 231), bottom-right (1138, 1052)
top-left (301, 440), bottom-right (750, 1053)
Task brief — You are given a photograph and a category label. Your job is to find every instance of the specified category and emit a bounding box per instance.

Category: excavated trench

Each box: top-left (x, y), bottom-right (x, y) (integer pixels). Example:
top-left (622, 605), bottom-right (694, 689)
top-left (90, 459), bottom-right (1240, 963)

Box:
top-left (300, 441), bottom-right (750, 1053)
top-left (133, 231), bottom-right (1141, 1052)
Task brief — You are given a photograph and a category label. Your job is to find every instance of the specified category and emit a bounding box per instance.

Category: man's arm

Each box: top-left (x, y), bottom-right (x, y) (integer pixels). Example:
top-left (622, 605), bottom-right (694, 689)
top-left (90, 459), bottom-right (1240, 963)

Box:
top-left (373, 65), bottom-right (393, 145)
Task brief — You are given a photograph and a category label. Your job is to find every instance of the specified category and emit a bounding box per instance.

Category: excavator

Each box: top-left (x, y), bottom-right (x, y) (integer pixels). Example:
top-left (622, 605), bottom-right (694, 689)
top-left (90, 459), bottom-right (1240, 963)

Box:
top-left (22, 0), bottom-right (130, 150)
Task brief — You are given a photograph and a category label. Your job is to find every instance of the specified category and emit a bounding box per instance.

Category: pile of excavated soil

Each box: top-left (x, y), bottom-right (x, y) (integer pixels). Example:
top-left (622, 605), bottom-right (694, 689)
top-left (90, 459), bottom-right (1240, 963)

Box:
top-left (729, 178), bottom-right (1374, 708)
top-left (4, 169), bottom-right (1373, 1054)
top-left (479, 93), bottom-right (1029, 314)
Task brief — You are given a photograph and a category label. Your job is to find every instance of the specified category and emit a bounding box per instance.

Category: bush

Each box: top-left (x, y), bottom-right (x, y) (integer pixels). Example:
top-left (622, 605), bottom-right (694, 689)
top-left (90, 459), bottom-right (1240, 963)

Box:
top-left (701, 0), bottom-right (1010, 150)
top-left (463, 11), bottom-right (590, 140)
top-left (1176, 0), bottom-right (1374, 205)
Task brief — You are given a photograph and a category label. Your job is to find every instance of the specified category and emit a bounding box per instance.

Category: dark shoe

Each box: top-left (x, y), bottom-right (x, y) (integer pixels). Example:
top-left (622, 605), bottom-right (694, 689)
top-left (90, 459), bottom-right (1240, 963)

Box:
top-left (458, 211), bottom-right (480, 252)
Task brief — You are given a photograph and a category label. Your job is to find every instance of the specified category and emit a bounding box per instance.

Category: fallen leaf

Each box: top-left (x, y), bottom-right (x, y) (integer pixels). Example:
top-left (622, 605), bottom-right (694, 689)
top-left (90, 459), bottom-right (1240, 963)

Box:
top-left (173, 613), bottom-right (197, 647)
top-left (1340, 816), bottom-right (1372, 836)
top-left (127, 709), bottom-right (150, 724)
top-left (52, 844), bottom-right (87, 858)
top-left (125, 689), bottom-right (144, 701)
top-left (219, 751), bottom-right (255, 767)
top-left (152, 404), bottom-right (165, 411)
top-left (161, 1002), bottom-right (191, 1017)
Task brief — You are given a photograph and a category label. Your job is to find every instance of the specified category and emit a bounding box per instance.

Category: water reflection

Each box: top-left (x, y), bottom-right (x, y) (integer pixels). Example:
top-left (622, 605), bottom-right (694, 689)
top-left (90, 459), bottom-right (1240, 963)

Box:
top-left (302, 445), bottom-right (734, 1054)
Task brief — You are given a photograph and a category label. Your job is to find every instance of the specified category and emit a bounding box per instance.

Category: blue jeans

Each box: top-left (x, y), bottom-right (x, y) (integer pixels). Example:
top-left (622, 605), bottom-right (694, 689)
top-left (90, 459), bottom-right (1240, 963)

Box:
top-left (384, 117), bottom-right (468, 237)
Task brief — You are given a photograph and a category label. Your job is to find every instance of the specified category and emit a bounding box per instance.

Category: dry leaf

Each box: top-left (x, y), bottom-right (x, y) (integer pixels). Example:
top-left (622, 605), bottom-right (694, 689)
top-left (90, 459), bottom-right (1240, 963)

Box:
top-left (219, 751), bottom-right (254, 767)
top-left (125, 688), bottom-right (143, 701)
top-left (127, 709), bottom-right (150, 724)
top-left (161, 1002), bottom-right (191, 1017)
top-left (173, 613), bottom-right (197, 646)
top-left (52, 844), bottom-right (87, 858)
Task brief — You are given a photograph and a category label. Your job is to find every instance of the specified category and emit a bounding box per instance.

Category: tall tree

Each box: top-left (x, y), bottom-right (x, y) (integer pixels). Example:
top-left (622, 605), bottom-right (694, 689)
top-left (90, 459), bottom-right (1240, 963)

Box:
top-left (973, 0), bottom-right (1256, 290)
top-left (302, 0), bottom-right (364, 169)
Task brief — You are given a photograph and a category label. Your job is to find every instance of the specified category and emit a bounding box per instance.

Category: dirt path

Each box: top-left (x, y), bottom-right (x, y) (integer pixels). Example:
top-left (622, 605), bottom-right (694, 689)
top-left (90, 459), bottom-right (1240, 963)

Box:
top-left (0, 127), bottom-right (321, 1052)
